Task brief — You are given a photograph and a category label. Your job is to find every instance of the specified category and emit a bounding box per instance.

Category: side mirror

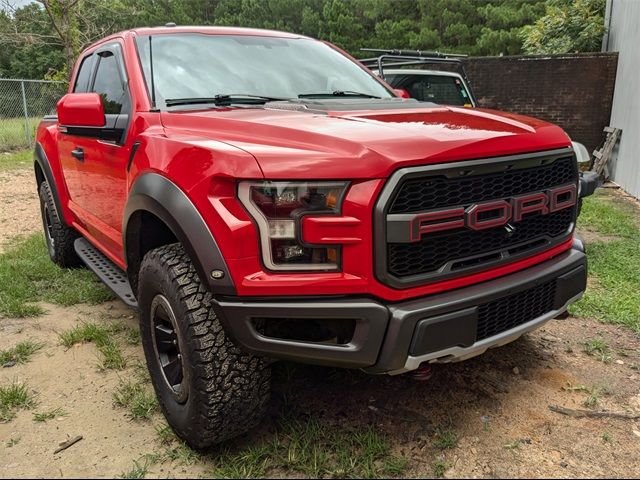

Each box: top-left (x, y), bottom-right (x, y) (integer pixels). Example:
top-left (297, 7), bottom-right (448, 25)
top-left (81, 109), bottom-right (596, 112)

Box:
top-left (57, 93), bottom-right (106, 128)
top-left (393, 88), bottom-right (411, 99)
top-left (571, 141), bottom-right (591, 165)
top-left (579, 171), bottom-right (602, 199)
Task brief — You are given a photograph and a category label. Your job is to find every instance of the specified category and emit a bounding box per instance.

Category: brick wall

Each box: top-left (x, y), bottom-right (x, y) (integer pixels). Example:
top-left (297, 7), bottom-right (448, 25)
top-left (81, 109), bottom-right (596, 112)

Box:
top-left (461, 52), bottom-right (618, 153)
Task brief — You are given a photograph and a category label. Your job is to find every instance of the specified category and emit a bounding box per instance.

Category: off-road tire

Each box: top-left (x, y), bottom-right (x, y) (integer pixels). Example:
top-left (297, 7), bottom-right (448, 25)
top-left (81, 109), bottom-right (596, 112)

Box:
top-left (137, 243), bottom-right (271, 449)
top-left (38, 181), bottom-right (81, 267)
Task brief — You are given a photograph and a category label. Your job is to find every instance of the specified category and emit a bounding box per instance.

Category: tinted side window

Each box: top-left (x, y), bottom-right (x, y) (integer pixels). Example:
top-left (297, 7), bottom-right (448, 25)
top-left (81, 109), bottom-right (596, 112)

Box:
top-left (92, 51), bottom-right (128, 114)
top-left (73, 55), bottom-right (94, 93)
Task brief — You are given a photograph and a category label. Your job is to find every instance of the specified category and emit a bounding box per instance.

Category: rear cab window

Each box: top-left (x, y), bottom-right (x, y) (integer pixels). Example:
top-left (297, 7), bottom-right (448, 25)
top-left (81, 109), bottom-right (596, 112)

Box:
top-left (386, 73), bottom-right (473, 107)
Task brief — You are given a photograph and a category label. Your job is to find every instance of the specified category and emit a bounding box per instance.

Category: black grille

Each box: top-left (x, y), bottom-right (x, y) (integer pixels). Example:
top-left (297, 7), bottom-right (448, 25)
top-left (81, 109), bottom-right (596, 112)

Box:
top-left (380, 153), bottom-right (578, 286)
top-left (476, 280), bottom-right (557, 341)
top-left (388, 208), bottom-right (574, 277)
top-left (389, 157), bottom-right (576, 214)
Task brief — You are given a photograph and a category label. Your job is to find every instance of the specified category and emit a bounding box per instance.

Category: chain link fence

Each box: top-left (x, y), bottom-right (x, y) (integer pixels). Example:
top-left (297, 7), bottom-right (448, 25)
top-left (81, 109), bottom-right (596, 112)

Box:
top-left (0, 79), bottom-right (68, 151)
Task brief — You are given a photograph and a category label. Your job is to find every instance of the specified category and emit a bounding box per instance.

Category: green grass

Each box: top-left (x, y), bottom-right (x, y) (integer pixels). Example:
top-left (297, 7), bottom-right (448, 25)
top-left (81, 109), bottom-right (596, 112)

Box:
top-left (583, 338), bottom-right (611, 363)
top-left (581, 385), bottom-right (609, 409)
top-left (163, 441), bottom-right (202, 466)
top-left (59, 322), bottom-right (127, 370)
top-left (0, 381), bottom-right (36, 422)
top-left (0, 234), bottom-right (113, 318)
top-left (124, 327), bottom-right (141, 346)
top-left (571, 192), bottom-right (640, 332)
top-left (147, 417), bottom-right (408, 478)
top-left (562, 383), bottom-right (610, 409)
top-left (0, 149), bottom-right (31, 171)
top-left (0, 117), bottom-right (41, 151)
top-left (206, 417), bottom-right (407, 479)
top-left (432, 459), bottom-right (449, 478)
top-left (577, 194), bottom-right (639, 238)
top-left (504, 440), bottom-right (522, 450)
top-left (118, 459), bottom-right (151, 479)
top-left (0, 409), bottom-right (14, 423)
top-left (6, 437), bottom-right (20, 447)
top-left (113, 378), bottom-right (158, 421)
top-left (210, 419), bottom-right (408, 478)
top-left (99, 342), bottom-right (128, 370)
top-left (155, 423), bottom-right (177, 445)
top-left (381, 456), bottom-right (409, 476)
top-left (59, 322), bottom-right (110, 348)
top-left (33, 407), bottom-right (67, 422)
top-left (0, 340), bottom-right (44, 365)
top-left (432, 428), bottom-right (458, 450)
top-left (153, 423), bottom-right (202, 466)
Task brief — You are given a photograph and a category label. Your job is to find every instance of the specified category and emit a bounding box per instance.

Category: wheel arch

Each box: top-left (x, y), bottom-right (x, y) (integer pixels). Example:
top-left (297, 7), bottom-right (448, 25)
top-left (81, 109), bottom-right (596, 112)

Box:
top-left (34, 142), bottom-right (64, 220)
top-left (123, 173), bottom-right (236, 296)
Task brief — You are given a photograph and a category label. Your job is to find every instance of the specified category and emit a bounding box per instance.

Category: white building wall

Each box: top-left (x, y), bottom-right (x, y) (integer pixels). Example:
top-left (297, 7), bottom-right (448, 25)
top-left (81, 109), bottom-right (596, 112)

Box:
top-left (604, 0), bottom-right (640, 199)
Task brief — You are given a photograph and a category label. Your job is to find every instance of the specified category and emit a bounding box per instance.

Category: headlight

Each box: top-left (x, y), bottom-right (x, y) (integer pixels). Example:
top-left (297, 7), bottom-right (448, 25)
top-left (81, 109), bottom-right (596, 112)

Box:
top-left (238, 181), bottom-right (348, 271)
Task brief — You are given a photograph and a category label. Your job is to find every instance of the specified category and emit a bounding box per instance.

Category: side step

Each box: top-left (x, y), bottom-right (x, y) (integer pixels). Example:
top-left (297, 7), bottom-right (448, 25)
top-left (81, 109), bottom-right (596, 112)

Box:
top-left (74, 238), bottom-right (138, 309)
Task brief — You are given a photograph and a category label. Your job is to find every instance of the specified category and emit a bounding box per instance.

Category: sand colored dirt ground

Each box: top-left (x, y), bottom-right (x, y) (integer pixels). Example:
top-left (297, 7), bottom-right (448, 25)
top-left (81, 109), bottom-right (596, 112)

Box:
top-left (0, 170), bottom-right (639, 478)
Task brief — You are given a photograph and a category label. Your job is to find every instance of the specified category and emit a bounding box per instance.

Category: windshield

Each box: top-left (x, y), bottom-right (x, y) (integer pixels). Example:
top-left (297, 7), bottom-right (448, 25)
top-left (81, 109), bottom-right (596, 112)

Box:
top-left (136, 34), bottom-right (393, 108)
top-left (384, 73), bottom-right (473, 107)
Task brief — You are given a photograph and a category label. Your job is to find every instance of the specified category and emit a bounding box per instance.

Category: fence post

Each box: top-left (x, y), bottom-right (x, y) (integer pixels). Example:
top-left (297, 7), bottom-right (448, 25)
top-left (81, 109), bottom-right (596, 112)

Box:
top-left (20, 80), bottom-right (32, 148)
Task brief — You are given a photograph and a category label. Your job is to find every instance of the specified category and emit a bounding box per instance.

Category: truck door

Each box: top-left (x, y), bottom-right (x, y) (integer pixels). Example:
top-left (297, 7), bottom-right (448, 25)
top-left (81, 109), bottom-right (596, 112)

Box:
top-left (57, 43), bottom-right (132, 262)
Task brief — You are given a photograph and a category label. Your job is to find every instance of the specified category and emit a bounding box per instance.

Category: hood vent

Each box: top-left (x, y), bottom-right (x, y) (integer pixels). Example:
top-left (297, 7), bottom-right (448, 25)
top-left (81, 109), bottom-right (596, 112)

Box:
top-left (265, 101), bottom-right (314, 113)
top-left (265, 98), bottom-right (428, 113)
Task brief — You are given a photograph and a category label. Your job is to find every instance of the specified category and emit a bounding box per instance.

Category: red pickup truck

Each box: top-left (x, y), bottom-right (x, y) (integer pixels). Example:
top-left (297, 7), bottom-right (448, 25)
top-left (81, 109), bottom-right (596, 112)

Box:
top-left (34, 25), bottom-right (596, 448)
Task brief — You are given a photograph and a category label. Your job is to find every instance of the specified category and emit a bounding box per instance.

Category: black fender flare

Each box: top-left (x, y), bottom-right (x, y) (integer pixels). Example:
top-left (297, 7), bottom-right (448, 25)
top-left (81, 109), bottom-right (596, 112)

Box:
top-left (123, 173), bottom-right (236, 296)
top-left (34, 142), bottom-right (64, 221)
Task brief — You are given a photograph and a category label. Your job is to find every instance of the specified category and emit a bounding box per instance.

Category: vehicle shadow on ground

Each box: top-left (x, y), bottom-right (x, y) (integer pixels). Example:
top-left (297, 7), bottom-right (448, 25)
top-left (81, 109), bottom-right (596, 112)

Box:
top-left (255, 333), bottom-right (551, 444)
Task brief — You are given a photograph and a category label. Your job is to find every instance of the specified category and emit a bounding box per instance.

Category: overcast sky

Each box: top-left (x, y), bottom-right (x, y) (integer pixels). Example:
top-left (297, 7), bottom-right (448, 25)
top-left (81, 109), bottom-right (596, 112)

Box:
top-left (1, 0), bottom-right (37, 11)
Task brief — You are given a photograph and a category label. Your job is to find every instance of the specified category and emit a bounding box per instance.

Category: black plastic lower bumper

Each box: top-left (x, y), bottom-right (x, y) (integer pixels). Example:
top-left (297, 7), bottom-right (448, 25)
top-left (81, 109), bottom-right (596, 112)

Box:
top-left (214, 245), bottom-right (587, 374)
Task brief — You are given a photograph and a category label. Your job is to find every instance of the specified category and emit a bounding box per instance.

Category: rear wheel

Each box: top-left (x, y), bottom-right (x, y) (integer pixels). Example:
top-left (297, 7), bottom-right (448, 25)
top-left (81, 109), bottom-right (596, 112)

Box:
top-left (138, 243), bottom-right (271, 448)
top-left (38, 182), bottom-right (81, 267)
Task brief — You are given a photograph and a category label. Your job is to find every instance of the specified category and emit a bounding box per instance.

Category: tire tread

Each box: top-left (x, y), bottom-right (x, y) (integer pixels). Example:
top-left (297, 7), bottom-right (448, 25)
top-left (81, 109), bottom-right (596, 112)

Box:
top-left (138, 243), bottom-right (270, 448)
top-left (38, 182), bottom-right (81, 267)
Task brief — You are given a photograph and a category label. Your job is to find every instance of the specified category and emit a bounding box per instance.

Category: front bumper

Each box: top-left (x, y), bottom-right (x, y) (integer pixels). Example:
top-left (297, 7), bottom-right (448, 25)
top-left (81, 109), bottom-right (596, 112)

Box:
top-left (214, 244), bottom-right (586, 374)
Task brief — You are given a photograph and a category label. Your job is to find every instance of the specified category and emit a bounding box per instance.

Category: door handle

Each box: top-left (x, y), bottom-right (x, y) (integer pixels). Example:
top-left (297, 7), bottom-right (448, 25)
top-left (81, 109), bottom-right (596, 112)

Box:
top-left (71, 148), bottom-right (84, 162)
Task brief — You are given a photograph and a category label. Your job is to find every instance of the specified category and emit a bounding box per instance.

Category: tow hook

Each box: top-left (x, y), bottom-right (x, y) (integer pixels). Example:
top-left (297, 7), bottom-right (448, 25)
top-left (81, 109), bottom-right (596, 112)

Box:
top-left (406, 363), bottom-right (433, 381)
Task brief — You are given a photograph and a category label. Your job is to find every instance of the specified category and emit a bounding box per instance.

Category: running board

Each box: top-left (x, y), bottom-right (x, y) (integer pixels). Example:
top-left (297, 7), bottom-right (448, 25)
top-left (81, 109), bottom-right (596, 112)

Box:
top-left (74, 238), bottom-right (138, 309)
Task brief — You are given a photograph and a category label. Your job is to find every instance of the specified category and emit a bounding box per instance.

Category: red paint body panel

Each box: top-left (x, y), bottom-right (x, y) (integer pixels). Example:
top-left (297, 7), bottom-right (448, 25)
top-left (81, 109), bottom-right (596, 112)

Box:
top-left (159, 106), bottom-right (571, 180)
top-left (36, 27), bottom-right (576, 303)
top-left (301, 216), bottom-right (362, 244)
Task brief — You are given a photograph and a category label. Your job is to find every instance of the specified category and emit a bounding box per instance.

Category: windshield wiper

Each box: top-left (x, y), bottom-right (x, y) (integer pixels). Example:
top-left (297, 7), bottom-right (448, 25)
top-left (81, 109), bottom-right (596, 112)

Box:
top-left (165, 94), bottom-right (288, 107)
top-left (298, 90), bottom-right (381, 99)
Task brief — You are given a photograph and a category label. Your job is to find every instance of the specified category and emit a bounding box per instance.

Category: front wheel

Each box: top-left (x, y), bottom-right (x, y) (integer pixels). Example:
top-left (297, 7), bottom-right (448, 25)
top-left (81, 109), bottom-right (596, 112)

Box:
top-left (137, 243), bottom-right (271, 448)
top-left (38, 182), bottom-right (81, 267)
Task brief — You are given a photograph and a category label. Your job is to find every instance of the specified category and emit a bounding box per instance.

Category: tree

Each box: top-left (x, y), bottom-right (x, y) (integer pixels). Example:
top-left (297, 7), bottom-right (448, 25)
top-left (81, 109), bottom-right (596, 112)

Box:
top-left (320, 0), bottom-right (364, 53)
top-left (520, 0), bottom-right (606, 54)
top-left (5, 0), bottom-right (589, 80)
top-left (0, 2), bottom-right (66, 78)
top-left (37, 0), bottom-right (81, 73)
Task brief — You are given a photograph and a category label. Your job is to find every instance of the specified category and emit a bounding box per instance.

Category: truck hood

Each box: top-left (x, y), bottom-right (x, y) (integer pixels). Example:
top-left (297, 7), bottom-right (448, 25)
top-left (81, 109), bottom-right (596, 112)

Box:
top-left (160, 101), bottom-right (572, 179)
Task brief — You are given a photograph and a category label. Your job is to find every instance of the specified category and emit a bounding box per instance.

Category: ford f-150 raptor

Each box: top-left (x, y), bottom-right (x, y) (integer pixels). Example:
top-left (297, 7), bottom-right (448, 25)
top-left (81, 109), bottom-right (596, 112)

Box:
top-left (34, 25), bottom-right (598, 448)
